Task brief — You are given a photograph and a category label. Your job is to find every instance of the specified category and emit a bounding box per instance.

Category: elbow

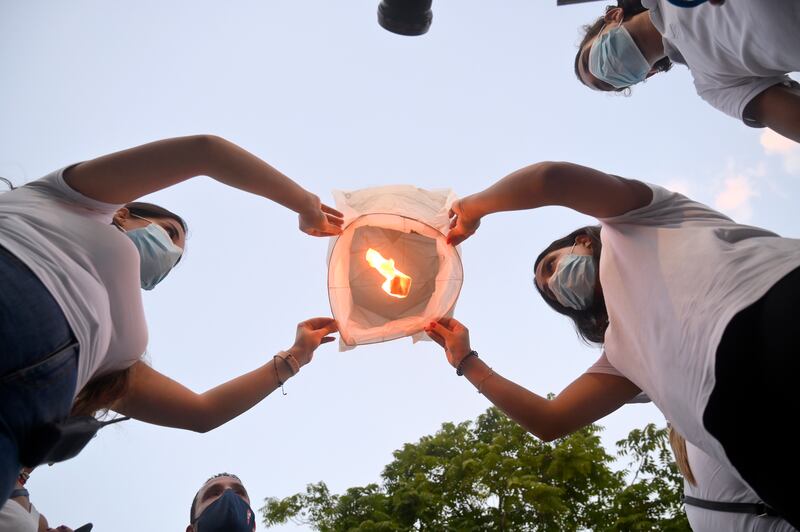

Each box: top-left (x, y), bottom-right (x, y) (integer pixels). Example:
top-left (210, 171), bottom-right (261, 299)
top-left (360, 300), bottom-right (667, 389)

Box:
top-left (190, 420), bottom-right (216, 434)
top-left (192, 134), bottom-right (229, 174)
top-left (536, 429), bottom-right (562, 443)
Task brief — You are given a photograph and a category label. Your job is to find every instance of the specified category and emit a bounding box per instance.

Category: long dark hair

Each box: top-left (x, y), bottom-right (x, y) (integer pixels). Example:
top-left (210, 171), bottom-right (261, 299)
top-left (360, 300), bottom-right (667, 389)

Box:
top-left (574, 0), bottom-right (672, 93)
top-left (72, 201), bottom-right (188, 418)
top-left (533, 226), bottom-right (608, 345)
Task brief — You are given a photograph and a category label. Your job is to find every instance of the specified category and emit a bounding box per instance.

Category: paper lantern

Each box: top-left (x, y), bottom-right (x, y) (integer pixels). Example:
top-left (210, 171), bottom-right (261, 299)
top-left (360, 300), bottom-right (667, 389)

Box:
top-left (327, 186), bottom-right (464, 349)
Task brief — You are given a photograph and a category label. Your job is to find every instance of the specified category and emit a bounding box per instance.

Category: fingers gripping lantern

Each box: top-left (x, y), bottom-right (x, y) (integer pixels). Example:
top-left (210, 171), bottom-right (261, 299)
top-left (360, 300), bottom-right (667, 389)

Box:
top-left (327, 186), bottom-right (464, 350)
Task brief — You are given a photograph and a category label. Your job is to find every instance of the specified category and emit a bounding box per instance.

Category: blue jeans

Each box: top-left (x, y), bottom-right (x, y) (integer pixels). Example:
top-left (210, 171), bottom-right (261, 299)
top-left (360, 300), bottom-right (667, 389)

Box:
top-left (0, 245), bottom-right (78, 506)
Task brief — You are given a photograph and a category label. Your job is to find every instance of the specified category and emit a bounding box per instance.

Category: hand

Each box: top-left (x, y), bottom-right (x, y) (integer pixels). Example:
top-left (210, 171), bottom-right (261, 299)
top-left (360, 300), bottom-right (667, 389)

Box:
top-left (446, 198), bottom-right (481, 246)
top-left (299, 194), bottom-right (344, 237)
top-left (424, 318), bottom-right (472, 368)
top-left (287, 317), bottom-right (338, 367)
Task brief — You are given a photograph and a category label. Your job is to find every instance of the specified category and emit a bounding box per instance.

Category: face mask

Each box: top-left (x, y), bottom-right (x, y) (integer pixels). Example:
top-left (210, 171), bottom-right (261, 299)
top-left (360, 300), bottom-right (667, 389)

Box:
top-left (124, 220), bottom-right (183, 290)
top-left (193, 489), bottom-right (256, 532)
top-left (548, 245), bottom-right (596, 311)
top-left (588, 22), bottom-right (650, 89)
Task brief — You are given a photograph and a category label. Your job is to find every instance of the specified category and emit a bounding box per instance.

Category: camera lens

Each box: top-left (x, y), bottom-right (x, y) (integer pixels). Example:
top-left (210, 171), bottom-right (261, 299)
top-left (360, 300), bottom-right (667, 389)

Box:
top-left (377, 0), bottom-right (433, 36)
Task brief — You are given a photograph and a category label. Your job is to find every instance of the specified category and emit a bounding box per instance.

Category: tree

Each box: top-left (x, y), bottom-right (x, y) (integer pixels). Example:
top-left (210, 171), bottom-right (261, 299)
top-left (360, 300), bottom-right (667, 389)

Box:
top-left (261, 408), bottom-right (689, 531)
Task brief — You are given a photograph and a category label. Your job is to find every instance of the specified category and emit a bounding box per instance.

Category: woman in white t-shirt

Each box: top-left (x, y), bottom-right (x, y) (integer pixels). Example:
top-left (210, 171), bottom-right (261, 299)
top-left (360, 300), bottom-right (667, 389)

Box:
top-left (573, 0), bottom-right (800, 142)
top-left (668, 428), bottom-right (797, 532)
top-left (424, 160), bottom-right (800, 527)
top-left (0, 135), bottom-right (342, 506)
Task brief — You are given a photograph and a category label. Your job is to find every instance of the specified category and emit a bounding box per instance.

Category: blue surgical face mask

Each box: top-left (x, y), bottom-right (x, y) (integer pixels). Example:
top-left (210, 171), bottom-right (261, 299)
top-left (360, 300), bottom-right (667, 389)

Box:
top-left (548, 245), bottom-right (596, 311)
top-left (588, 22), bottom-right (650, 89)
top-left (193, 489), bottom-right (256, 532)
top-left (125, 220), bottom-right (183, 291)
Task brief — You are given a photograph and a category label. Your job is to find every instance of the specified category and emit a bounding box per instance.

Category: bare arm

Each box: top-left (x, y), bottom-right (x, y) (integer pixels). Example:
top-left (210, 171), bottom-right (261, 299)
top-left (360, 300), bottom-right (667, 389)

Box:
top-left (426, 318), bottom-right (640, 441)
top-left (112, 318), bottom-right (337, 432)
top-left (745, 84), bottom-right (800, 144)
top-left (464, 358), bottom-right (640, 441)
top-left (447, 161), bottom-right (652, 245)
top-left (64, 135), bottom-right (343, 236)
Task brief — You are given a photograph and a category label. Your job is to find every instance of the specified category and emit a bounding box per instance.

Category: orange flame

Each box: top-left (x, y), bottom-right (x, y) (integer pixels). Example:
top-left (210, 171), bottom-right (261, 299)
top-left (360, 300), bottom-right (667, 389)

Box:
top-left (365, 248), bottom-right (412, 298)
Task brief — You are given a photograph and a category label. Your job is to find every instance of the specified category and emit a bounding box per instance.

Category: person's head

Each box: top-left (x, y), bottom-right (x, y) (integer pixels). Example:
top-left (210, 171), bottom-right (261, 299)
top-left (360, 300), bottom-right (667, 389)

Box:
top-left (112, 202), bottom-right (188, 290)
top-left (187, 473), bottom-right (256, 532)
top-left (574, 0), bottom-right (672, 92)
top-left (533, 226), bottom-right (608, 344)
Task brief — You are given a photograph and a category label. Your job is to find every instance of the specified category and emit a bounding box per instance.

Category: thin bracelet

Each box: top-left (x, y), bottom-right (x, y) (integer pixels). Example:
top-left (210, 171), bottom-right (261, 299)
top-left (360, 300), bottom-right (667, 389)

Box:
top-left (476, 369), bottom-right (495, 394)
top-left (277, 351), bottom-right (300, 376)
top-left (281, 351), bottom-right (300, 375)
top-left (273, 355), bottom-right (287, 395)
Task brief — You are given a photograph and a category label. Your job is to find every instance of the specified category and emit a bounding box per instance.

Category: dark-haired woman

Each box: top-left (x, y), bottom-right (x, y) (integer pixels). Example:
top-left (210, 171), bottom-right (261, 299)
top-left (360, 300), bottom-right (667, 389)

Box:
top-left (0, 135), bottom-right (341, 505)
top-left (426, 161), bottom-right (800, 526)
top-left (574, 0), bottom-right (800, 142)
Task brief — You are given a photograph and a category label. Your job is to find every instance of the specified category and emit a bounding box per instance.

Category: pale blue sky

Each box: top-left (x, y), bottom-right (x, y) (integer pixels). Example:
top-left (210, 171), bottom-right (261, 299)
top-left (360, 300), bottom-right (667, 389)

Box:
top-left (1, 1), bottom-right (798, 530)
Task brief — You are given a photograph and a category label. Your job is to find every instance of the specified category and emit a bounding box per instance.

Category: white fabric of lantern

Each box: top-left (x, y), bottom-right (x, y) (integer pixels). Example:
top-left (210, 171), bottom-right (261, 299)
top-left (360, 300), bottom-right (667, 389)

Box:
top-left (327, 185), bottom-right (464, 350)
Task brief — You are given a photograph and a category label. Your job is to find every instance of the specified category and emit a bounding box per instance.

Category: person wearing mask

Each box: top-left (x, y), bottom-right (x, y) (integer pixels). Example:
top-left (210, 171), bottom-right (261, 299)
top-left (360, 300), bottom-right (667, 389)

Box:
top-left (668, 427), bottom-right (797, 531)
top-left (426, 160), bottom-right (800, 527)
top-left (0, 135), bottom-right (341, 506)
top-left (574, 0), bottom-right (800, 142)
top-left (187, 473), bottom-right (255, 532)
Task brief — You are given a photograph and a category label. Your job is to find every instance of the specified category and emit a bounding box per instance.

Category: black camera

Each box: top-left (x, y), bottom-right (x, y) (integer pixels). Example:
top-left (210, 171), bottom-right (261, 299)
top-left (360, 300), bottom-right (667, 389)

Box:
top-left (377, 0), bottom-right (433, 36)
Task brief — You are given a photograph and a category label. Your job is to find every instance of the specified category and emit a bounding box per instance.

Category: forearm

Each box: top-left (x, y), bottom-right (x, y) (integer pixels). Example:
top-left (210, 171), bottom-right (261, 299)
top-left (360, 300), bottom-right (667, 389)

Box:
top-left (205, 136), bottom-right (316, 215)
top-left (747, 84), bottom-right (800, 144)
top-left (463, 162), bottom-right (555, 219)
top-left (194, 353), bottom-right (296, 432)
top-left (460, 357), bottom-right (565, 441)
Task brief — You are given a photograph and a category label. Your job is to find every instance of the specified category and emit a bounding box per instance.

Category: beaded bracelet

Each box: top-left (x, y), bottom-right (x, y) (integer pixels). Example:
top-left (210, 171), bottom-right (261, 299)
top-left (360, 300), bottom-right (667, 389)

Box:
top-left (456, 350), bottom-right (478, 376)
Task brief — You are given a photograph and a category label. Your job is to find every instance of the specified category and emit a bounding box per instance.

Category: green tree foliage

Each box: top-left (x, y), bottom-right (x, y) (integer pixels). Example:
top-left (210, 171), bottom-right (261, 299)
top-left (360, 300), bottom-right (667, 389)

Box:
top-left (261, 408), bottom-right (689, 531)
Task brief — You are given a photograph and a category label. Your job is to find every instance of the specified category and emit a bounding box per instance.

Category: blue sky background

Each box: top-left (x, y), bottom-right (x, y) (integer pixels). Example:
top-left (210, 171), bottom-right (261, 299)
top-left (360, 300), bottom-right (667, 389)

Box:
top-left (1, 1), bottom-right (798, 530)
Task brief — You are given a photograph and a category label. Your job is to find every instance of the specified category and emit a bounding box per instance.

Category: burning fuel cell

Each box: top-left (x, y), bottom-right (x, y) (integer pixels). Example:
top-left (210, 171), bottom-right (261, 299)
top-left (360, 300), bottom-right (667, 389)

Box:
top-left (365, 248), bottom-right (412, 298)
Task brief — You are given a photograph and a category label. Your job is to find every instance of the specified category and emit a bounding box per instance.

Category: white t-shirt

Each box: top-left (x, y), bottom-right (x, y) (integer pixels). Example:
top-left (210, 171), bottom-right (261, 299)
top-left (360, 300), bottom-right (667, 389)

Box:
top-left (641, 0), bottom-right (800, 124)
top-left (585, 183), bottom-right (800, 477)
top-left (684, 441), bottom-right (797, 532)
top-left (0, 168), bottom-right (147, 395)
top-left (0, 499), bottom-right (40, 532)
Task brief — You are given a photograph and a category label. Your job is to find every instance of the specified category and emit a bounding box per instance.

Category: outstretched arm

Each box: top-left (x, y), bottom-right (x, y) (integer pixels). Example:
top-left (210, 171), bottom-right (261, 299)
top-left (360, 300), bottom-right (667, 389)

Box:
top-left (64, 135), bottom-right (343, 236)
top-left (112, 318), bottom-right (337, 432)
top-left (447, 161), bottom-right (652, 245)
top-left (745, 84), bottom-right (800, 144)
top-left (425, 318), bottom-right (641, 441)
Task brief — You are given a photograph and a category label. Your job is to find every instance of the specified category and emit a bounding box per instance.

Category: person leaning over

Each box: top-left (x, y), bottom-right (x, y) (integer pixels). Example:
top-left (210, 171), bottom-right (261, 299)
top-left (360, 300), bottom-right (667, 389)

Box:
top-left (574, 0), bottom-right (800, 142)
top-left (0, 135), bottom-right (340, 506)
top-left (426, 159), bottom-right (800, 527)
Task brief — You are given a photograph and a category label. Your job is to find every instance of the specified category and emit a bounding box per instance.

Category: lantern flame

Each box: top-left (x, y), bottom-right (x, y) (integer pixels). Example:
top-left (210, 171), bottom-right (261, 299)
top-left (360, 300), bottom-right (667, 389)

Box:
top-left (365, 248), bottom-right (412, 298)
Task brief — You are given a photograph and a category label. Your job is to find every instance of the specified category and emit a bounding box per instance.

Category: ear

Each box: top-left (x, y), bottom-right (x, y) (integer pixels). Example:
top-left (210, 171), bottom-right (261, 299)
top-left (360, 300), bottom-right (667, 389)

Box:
top-left (112, 207), bottom-right (130, 227)
top-left (604, 7), bottom-right (624, 24)
top-left (185, 525), bottom-right (195, 532)
top-left (575, 234), bottom-right (593, 249)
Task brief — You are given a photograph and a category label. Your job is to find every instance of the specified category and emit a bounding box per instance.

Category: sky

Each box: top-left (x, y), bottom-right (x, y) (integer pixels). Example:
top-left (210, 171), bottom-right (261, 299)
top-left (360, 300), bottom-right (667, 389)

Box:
top-left (1, 1), bottom-right (799, 530)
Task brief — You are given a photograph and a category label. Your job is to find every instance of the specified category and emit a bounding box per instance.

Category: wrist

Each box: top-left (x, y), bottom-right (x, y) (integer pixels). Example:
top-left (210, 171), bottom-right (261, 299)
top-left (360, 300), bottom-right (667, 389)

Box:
top-left (463, 357), bottom-right (492, 382)
top-left (298, 191), bottom-right (319, 216)
top-left (455, 350), bottom-right (478, 376)
top-left (461, 194), bottom-right (486, 221)
top-left (285, 346), bottom-right (308, 369)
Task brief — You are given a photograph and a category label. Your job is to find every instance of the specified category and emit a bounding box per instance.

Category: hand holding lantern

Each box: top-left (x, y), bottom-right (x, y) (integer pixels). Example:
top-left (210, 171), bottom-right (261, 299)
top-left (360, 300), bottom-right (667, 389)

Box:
top-left (298, 195), bottom-right (345, 237)
top-left (424, 318), bottom-right (473, 369)
top-left (285, 317), bottom-right (339, 367)
top-left (446, 198), bottom-right (481, 246)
